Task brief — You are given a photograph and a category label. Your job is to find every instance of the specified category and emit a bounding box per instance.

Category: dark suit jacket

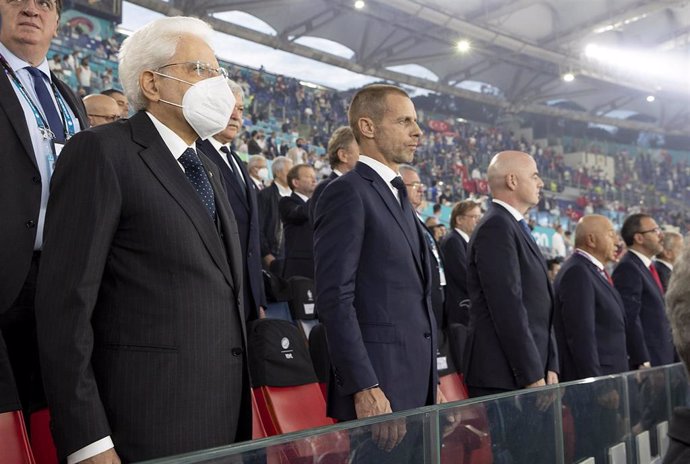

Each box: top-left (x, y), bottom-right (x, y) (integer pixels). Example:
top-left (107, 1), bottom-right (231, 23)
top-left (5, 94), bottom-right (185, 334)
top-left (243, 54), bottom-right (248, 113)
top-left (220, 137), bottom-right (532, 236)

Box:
top-left (613, 251), bottom-right (674, 367)
top-left (279, 192), bottom-right (314, 279)
top-left (440, 230), bottom-right (470, 326)
top-left (664, 407), bottom-right (690, 464)
top-left (34, 112), bottom-right (248, 462)
top-left (309, 171), bottom-right (338, 225)
top-left (258, 182), bottom-right (282, 260)
top-left (553, 253), bottom-right (628, 381)
top-left (0, 69), bottom-right (87, 412)
top-left (655, 260), bottom-right (672, 294)
top-left (313, 161), bottom-right (437, 420)
top-left (197, 139), bottom-right (266, 319)
top-left (420, 220), bottom-right (446, 333)
top-left (464, 203), bottom-right (558, 391)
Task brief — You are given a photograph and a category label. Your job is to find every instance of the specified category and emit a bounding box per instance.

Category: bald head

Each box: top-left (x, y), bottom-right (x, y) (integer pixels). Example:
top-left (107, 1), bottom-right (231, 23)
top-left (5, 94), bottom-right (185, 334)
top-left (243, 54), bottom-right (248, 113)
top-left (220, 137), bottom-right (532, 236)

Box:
top-left (84, 94), bottom-right (121, 127)
top-left (575, 215), bottom-right (618, 264)
top-left (487, 151), bottom-right (543, 214)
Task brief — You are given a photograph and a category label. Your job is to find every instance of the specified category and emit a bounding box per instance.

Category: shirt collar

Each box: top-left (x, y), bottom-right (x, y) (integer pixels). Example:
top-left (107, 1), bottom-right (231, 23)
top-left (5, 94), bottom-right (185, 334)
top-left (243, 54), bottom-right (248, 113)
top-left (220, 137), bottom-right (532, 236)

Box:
top-left (208, 137), bottom-right (225, 153)
top-left (145, 112), bottom-right (195, 160)
top-left (455, 228), bottom-right (470, 243)
top-left (628, 248), bottom-right (653, 268)
top-left (492, 199), bottom-right (524, 222)
top-left (295, 191), bottom-right (309, 202)
top-left (333, 169), bottom-right (344, 177)
top-left (574, 248), bottom-right (605, 271)
top-left (0, 41), bottom-right (50, 78)
top-left (358, 155), bottom-right (398, 184)
top-left (276, 182), bottom-right (292, 197)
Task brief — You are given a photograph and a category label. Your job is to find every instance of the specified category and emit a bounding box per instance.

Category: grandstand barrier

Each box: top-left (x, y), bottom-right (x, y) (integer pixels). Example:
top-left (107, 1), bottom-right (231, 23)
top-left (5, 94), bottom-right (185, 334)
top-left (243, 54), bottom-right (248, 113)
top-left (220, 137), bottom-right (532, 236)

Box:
top-left (135, 363), bottom-right (689, 464)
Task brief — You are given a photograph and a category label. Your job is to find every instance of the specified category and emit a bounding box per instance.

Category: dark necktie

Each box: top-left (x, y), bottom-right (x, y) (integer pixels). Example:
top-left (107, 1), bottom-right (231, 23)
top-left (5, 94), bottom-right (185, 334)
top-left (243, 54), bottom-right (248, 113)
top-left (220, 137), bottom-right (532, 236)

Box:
top-left (649, 263), bottom-right (664, 294)
top-left (25, 67), bottom-right (65, 143)
top-left (178, 148), bottom-right (216, 219)
top-left (390, 176), bottom-right (408, 209)
top-left (518, 219), bottom-right (535, 243)
top-left (220, 146), bottom-right (246, 188)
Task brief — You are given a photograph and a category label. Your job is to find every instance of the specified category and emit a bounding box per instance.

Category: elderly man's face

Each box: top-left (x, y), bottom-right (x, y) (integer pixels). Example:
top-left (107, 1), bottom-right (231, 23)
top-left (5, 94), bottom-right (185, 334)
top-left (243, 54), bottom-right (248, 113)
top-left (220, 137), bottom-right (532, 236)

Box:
top-left (216, 92), bottom-right (244, 144)
top-left (0, 0), bottom-right (59, 61)
top-left (109, 92), bottom-right (129, 118)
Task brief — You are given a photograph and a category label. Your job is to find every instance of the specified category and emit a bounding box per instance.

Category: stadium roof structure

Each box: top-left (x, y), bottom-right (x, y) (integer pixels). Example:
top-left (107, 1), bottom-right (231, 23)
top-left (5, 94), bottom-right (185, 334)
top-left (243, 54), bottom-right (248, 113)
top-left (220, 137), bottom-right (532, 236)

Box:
top-left (130, 0), bottom-right (690, 136)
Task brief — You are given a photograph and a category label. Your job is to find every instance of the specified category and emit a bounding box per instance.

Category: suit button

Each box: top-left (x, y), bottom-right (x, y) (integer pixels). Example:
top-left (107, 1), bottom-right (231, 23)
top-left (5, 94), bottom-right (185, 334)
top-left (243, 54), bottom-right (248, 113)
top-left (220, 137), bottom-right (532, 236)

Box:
top-left (32, 176), bottom-right (41, 184)
top-left (248, 251), bottom-right (252, 257)
top-left (231, 347), bottom-right (244, 357)
top-left (424, 332), bottom-right (431, 339)
top-left (26, 220), bottom-right (36, 229)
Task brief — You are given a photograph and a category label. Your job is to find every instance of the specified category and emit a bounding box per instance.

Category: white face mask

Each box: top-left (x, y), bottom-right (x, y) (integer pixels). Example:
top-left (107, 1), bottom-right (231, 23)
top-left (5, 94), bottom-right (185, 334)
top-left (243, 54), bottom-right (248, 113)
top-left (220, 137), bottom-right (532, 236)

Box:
top-left (156, 73), bottom-right (236, 140)
top-left (257, 167), bottom-right (269, 180)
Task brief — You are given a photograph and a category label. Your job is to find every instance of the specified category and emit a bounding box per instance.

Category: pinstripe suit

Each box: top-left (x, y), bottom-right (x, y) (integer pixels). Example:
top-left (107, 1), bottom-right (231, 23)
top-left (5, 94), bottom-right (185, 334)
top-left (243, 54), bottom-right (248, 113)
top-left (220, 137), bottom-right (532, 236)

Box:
top-left (34, 112), bottom-right (248, 462)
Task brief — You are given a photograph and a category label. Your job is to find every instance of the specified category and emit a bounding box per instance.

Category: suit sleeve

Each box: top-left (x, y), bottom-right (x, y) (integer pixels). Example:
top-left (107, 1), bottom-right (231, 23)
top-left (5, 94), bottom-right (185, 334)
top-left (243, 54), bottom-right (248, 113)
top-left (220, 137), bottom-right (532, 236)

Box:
top-left (313, 180), bottom-right (378, 395)
top-left (440, 235), bottom-right (469, 305)
top-left (613, 262), bottom-right (650, 366)
top-left (279, 196), bottom-right (309, 225)
top-left (257, 189), bottom-right (273, 258)
top-left (556, 265), bottom-right (600, 378)
top-left (34, 130), bottom-right (120, 457)
top-left (472, 217), bottom-right (545, 386)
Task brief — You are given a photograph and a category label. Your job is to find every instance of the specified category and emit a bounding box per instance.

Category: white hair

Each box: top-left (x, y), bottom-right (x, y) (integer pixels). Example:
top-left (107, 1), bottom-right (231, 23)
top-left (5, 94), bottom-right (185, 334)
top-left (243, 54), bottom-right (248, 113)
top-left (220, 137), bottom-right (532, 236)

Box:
top-left (667, 244), bottom-right (690, 369)
top-left (227, 78), bottom-right (245, 102)
top-left (118, 16), bottom-right (214, 111)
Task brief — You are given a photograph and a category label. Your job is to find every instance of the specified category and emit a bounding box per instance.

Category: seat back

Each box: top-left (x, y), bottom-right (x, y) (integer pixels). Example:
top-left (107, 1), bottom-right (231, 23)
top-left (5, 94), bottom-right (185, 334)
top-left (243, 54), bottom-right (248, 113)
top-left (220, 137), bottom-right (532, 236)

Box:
top-left (29, 409), bottom-right (57, 464)
top-left (0, 410), bottom-right (35, 464)
top-left (439, 372), bottom-right (469, 402)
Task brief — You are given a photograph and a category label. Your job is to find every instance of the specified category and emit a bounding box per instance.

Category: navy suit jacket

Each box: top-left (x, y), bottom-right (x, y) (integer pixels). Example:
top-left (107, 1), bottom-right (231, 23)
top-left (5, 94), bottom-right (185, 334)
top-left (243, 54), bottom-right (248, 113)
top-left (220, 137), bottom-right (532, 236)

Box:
top-left (197, 139), bottom-right (266, 319)
top-left (464, 203), bottom-right (558, 391)
top-left (554, 253), bottom-right (628, 381)
top-left (655, 261), bottom-right (672, 294)
top-left (309, 171), bottom-right (338, 225)
top-left (279, 192), bottom-right (314, 279)
top-left (258, 182), bottom-right (282, 259)
top-left (313, 161), bottom-right (437, 420)
top-left (440, 230), bottom-right (470, 326)
top-left (613, 251), bottom-right (674, 367)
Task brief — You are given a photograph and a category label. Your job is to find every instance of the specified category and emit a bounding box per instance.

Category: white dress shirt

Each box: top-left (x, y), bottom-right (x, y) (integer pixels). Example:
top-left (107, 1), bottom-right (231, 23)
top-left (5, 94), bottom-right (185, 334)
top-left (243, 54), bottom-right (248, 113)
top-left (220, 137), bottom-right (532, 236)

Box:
top-left (208, 137), bottom-right (246, 185)
top-left (358, 155), bottom-right (401, 204)
top-left (455, 228), bottom-right (470, 243)
top-left (492, 199), bottom-right (524, 222)
top-left (628, 248), bottom-right (653, 269)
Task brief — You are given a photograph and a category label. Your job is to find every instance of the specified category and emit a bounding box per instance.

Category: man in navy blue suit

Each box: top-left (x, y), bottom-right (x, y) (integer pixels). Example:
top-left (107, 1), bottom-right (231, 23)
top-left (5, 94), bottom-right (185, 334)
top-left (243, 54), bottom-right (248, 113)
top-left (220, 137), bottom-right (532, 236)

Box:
top-left (279, 164), bottom-right (317, 279)
top-left (197, 79), bottom-right (266, 322)
top-left (613, 213), bottom-right (673, 368)
top-left (314, 84), bottom-right (443, 461)
top-left (554, 214), bottom-right (628, 462)
top-left (464, 150), bottom-right (558, 463)
top-left (308, 125), bottom-right (358, 224)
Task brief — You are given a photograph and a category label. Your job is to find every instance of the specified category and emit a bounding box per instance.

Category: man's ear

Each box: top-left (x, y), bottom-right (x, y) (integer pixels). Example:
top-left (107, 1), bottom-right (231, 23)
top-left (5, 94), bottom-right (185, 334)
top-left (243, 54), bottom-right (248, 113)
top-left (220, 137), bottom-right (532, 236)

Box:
top-left (505, 173), bottom-right (517, 191)
top-left (358, 117), bottom-right (375, 140)
top-left (140, 70), bottom-right (159, 102)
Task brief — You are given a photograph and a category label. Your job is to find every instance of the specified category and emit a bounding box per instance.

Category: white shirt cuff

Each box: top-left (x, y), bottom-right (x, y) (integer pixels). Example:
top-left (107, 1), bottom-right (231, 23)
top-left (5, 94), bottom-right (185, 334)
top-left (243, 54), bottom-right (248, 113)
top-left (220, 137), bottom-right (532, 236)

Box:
top-left (67, 436), bottom-right (114, 464)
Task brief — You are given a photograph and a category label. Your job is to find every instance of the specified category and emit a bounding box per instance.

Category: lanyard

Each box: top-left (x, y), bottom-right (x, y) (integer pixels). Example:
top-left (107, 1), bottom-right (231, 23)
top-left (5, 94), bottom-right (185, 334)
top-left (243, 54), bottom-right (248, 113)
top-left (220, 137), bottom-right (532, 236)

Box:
top-left (0, 53), bottom-right (75, 142)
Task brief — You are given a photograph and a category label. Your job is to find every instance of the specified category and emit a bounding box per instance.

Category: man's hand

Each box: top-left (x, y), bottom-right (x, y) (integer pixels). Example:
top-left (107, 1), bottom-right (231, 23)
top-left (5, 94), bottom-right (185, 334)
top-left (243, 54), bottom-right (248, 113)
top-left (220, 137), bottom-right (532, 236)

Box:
top-left (258, 306), bottom-right (267, 319)
top-left (437, 386), bottom-right (462, 438)
top-left (78, 448), bottom-right (120, 464)
top-left (262, 254), bottom-right (275, 268)
top-left (354, 387), bottom-right (406, 451)
top-left (546, 371), bottom-right (559, 385)
top-left (525, 378), bottom-right (546, 388)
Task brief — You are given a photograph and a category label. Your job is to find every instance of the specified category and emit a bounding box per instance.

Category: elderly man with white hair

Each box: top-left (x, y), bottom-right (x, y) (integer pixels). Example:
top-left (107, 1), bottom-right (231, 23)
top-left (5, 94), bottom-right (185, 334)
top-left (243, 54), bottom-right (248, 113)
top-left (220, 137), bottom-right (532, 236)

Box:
top-left (35, 17), bottom-right (248, 463)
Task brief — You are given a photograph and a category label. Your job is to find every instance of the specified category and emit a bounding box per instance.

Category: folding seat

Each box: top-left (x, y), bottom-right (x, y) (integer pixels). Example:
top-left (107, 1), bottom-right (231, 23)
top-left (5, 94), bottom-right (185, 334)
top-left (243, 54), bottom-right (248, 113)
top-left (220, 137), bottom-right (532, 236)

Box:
top-left (248, 319), bottom-right (349, 463)
top-left (29, 408), bottom-right (57, 464)
top-left (0, 410), bottom-right (35, 464)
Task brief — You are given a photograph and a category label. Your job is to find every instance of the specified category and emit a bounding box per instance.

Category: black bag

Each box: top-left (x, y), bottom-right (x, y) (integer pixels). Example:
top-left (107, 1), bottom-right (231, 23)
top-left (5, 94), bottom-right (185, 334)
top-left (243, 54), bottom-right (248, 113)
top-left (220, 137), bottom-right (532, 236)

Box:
top-left (287, 276), bottom-right (317, 320)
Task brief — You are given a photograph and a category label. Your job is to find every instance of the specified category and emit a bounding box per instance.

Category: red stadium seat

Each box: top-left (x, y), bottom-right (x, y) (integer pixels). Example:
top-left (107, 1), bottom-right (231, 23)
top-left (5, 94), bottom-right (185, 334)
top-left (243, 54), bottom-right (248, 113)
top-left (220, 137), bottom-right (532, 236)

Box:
top-left (30, 408), bottom-right (57, 464)
top-left (439, 372), bottom-right (470, 402)
top-left (0, 410), bottom-right (35, 464)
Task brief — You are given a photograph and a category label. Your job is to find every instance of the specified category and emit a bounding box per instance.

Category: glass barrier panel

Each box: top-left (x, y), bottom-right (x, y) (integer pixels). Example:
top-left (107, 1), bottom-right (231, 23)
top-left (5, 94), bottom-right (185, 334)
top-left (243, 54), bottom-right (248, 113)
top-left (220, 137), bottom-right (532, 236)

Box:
top-left (138, 406), bottom-right (436, 464)
top-left (625, 366), bottom-right (671, 460)
top-left (668, 363), bottom-right (689, 411)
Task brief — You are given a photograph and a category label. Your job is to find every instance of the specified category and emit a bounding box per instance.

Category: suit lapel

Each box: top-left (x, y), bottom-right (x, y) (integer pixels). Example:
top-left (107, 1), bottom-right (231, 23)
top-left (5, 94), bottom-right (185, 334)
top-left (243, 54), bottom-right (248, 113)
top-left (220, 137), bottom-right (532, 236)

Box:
top-left (198, 140), bottom-right (249, 212)
top-left (629, 252), bottom-right (664, 299)
top-left (358, 163), bottom-right (424, 277)
top-left (0, 70), bottom-right (37, 168)
top-left (52, 75), bottom-right (88, 130)
top-left (131, 113), bottom-right (235, 291)
top-left (576, 253), bottom-right (623, 305)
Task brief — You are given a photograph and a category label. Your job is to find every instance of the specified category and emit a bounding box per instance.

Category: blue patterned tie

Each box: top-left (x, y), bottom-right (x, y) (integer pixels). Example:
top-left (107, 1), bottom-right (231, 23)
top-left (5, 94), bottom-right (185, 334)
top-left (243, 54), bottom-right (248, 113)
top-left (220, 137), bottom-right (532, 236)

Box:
top-left (25, 67), bottom-right (65, 143)
top-left (519, 219), bottom-right (536, 242)
top-left (178, 148), bottom-right (216, 219)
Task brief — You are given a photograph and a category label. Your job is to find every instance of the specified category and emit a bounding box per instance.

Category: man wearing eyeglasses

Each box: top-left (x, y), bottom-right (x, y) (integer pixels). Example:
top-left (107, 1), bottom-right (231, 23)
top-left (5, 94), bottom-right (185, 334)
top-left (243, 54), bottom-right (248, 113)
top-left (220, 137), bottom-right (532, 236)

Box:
top-left (613, 213), bottom-right (674, 368)
top-left (0, 0), bottom-right (87, 423)
top-left (34, 17), bottom-right (248, 463)
top-left (83, 93), bottom-right (120, 126)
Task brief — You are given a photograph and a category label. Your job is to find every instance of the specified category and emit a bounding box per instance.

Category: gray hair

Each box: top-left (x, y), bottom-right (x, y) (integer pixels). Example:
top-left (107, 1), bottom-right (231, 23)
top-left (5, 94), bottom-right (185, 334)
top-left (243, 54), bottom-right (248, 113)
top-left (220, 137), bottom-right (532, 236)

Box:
top-left (118, 17), bottom-right (214, 111)
top-left (248, 154), bottom-right (266, 170)
top-left (398, 164), bottom-right (418, 175)
top-left (227, 78), bottom-right (245, 102)
top-left (271, 156), bottom-right (291, 177)
top-left (662, 231), bottom-right (683, 251)
top-left (667, 245), bottom-right (690, 369)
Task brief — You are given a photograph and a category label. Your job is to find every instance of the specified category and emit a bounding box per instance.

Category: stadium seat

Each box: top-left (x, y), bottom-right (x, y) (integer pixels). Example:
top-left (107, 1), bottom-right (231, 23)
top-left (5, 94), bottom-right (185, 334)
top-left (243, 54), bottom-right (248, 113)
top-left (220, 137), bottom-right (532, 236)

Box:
top-left (0, 410), bottom-right (35, 464)
top-left (30, 409), bottom-right (57, 464)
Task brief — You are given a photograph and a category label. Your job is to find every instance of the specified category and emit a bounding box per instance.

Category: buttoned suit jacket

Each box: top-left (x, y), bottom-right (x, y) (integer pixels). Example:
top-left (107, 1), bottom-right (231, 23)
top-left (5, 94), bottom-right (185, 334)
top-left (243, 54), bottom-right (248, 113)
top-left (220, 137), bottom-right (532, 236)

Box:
top-left (313, 161), bottom-right (437, 421)
top-left (34, 112), bottom-right (248, 462)
top-left (0, 69), bottom-right (87, 412)
top-left (308, 171), bottom-right (338, 225)
top-left (464, 203), bottom-right (558, 391)
top-left (440, 230), bottom-right (470, 326)
top-left (279, 192), bottom-right (314, 279)
top-left (613, 251), bottom-right (674, 366)
top-left (258, 182), bottom-right (282, 259)
top-left (197, 139), bottom-right (266, 319)
top-left (554, 253), bottom-right (628, 381)
top-left (655, 260), bottom-right (672, 294)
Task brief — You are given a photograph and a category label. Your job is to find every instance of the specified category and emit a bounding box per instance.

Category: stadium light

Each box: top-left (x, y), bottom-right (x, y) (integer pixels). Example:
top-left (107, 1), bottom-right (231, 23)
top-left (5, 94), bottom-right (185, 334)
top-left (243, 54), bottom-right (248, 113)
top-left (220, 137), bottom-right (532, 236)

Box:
top-left (456, 40), bottom-right (471, 53)
top-left (646, 95), bottom-right (656, 102)
top-left (562, 72), bottom-right (575, 82)
top-left (354, 0), bottom-right (365, 9)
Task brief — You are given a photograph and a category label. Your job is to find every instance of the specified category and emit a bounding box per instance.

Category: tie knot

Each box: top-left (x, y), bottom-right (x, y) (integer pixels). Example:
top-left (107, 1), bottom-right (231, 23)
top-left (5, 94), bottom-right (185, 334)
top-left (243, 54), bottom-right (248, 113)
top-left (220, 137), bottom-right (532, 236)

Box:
top-left (25, 67), bottom-right (44, 79)
top-left (178, 148), bottom-right (202, 169)
top-left (391, 176), bottom-right (407, 195)
top-left (220, 146), bottom-right (231, 156)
